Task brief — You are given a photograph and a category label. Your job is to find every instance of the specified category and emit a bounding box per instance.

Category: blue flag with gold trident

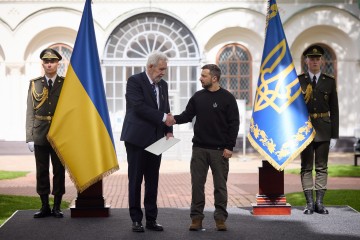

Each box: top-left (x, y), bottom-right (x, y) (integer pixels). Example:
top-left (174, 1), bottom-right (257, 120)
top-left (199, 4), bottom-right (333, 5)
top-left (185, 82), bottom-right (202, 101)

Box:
top-left (247, 0), bottom-right (315, 171)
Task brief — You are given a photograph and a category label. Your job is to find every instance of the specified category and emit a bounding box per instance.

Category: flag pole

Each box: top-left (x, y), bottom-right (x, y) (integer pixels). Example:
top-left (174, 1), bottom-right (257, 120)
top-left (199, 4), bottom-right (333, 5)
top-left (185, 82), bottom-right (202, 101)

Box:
top-left (247, 0), bottom-right (314, 215)
top-left (251, 0), bottom-right (291, 215)
top-left (47, 0), bottom-right (119, 217)
top-left (68, 0), bottom-right (110, 217)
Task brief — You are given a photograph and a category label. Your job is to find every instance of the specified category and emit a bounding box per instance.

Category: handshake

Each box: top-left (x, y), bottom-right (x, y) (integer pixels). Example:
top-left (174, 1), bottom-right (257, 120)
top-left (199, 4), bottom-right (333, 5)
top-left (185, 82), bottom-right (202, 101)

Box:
top-left (165, 113), bottom-right (176, 126)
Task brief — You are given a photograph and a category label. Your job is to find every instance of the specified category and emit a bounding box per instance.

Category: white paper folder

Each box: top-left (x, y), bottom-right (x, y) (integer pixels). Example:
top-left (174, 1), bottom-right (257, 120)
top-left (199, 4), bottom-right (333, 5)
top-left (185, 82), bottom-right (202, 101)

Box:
top-left (145, 137), bottom-right (180, 156)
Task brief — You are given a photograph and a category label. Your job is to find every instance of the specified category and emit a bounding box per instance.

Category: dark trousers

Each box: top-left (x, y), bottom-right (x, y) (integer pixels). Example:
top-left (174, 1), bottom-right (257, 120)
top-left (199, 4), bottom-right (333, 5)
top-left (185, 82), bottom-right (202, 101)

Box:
top-left (34, 145), bottom-right (65, 196)
top-left (300, 141), bottom-right (330, 191)
top-left (125, 142), bottom-right (161, 222)
top-left (190, 147), bottom-right (229, 221)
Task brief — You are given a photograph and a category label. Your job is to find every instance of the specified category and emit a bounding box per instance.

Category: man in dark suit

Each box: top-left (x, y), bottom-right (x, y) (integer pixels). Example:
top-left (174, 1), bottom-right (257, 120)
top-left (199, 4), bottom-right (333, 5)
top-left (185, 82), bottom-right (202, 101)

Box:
top-left (121, 51), bottom-right (174, 232)
top-left (298, 45), bottom-right (339, 215)
top-left (26, 48), bottom-right (65, 218)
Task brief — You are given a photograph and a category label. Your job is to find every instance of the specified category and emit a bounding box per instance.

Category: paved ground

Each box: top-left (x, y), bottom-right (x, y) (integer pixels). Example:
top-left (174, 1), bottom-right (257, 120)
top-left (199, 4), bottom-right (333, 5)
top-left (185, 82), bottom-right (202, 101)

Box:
top-left (2, 207), bottom-right (359, 240)
top-left (1, 142), bottom-right (359, 210)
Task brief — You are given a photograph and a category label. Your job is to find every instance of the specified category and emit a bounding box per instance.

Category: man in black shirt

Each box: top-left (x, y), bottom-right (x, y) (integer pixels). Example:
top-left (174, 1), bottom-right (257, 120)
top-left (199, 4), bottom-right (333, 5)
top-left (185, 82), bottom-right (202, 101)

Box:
top-left (174, 64), bottom-right (239, 231)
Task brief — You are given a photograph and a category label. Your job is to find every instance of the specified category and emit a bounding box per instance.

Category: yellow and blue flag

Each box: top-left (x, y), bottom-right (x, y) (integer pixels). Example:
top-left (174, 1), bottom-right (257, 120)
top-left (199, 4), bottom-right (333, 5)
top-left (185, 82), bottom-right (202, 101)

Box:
top-left (48, 0), bottom-right (119, 192)
top-left (248, 0), bottom-right (315, 171)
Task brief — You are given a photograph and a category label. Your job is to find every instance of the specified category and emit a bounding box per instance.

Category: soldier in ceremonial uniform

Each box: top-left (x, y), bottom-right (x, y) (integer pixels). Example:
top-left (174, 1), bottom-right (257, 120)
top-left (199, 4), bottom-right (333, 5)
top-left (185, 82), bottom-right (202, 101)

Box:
top-left (26, 48), bottom-right (65, 218)
top-left (298, 45), bottom-right (339, 215)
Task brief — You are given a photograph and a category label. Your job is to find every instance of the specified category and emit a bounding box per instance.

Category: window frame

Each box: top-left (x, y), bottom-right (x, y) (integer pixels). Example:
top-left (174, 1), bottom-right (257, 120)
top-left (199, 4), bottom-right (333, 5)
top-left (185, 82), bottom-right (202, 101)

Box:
top-left (216, 43), bottom-right (253, 108)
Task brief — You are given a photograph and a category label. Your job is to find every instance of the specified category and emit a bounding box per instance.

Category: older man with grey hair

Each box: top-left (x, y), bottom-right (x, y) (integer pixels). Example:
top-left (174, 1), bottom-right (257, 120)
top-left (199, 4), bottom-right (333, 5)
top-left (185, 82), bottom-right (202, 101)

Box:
top-left (120, 51), bottom-right (175, 232)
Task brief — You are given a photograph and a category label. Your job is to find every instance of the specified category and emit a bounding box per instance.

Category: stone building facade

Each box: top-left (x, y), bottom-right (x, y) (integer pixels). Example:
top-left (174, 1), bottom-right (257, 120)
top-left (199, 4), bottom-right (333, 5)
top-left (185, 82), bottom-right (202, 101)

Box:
top-left (1, 0), bottom-right (359, 160)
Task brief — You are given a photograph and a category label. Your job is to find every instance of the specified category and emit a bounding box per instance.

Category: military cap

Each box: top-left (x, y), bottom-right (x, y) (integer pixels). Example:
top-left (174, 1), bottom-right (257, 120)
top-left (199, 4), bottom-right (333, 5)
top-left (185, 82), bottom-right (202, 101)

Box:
top-left (40, 48), bottom-right (62, 61)
top-left (303, 45), bottom-right (324, 57)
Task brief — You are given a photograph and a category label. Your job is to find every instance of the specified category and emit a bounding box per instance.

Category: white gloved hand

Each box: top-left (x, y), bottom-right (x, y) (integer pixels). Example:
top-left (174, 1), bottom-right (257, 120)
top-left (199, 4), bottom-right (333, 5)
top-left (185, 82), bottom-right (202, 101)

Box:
top-left (329, 139), bottom-right (337, 149)
top-left (28, 142), bottom-right (35, 152)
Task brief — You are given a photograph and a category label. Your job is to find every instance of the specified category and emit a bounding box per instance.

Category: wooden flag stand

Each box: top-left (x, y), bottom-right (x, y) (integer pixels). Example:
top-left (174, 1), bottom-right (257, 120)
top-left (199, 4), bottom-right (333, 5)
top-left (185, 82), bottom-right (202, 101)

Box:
top-left (70, 180), bottom-right (110, 217)
top-left (251, 160), bottom-right (291, 215)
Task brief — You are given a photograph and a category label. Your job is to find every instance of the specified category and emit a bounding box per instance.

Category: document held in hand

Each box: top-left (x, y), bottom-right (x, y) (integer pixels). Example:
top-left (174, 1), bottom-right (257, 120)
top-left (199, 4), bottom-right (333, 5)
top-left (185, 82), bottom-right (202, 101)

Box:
top-left (145, 137), bottom-right (180, 156)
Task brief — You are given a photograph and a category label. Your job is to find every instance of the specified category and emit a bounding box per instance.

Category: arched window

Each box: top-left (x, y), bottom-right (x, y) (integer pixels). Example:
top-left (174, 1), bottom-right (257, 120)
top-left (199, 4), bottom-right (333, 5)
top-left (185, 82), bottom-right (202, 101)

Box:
top-left (47, 43), bottom-right (72, 77)
top-left (103, 13), bottom-right (200, 131)
top-left (301, 43), bottom-right (337, 78)
top-left (217, 43), bottom-right (252, 107)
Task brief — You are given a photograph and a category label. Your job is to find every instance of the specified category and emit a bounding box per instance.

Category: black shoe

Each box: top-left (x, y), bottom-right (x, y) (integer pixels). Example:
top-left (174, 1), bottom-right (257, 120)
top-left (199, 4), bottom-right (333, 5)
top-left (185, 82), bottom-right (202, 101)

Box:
top-left (303, 203), bottom-right (314, 215)
top-left (132, 222), bottom-right (145, 232)
top-left (303, 208), bottom-right (314, 215)
top-left (52, 208), bottom-right (64, 218)
top-left (34, 206), bottom-right (52, 218)
top-left (146, 221), bottom-right (164, 231)
top-left (315, 203), bottom-right (329, 214)
top-left (52, 195), bottom-right (63, 218)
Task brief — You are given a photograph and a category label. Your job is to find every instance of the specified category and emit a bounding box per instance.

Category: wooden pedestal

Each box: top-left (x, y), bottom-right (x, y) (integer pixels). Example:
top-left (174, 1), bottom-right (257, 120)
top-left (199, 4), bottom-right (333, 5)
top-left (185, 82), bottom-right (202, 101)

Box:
top-left (70, 180), bottom-right (110, 217)
top-left (251, 160), bottom-right (291, 215)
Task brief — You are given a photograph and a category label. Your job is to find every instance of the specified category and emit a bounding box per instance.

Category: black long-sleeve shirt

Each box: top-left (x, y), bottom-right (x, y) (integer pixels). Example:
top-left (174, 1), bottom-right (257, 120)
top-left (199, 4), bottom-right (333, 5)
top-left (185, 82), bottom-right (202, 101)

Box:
top-left (174, 88), bottom-right (240, 151)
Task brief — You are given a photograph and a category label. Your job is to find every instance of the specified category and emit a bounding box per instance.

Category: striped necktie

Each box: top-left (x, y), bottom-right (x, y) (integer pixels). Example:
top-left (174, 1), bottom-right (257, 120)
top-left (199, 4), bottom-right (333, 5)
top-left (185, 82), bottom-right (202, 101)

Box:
top-left (151, 83), bottom-right (157, 98)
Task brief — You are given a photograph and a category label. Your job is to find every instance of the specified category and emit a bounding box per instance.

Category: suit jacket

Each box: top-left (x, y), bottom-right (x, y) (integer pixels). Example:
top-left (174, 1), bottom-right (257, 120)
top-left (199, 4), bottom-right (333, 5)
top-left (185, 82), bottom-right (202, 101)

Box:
top-left (298, 72), bottom-right (339, 142)
top-left (26, 75), bottom-right (64, 146)
top-left (120, 71), bottom-right (173, 148)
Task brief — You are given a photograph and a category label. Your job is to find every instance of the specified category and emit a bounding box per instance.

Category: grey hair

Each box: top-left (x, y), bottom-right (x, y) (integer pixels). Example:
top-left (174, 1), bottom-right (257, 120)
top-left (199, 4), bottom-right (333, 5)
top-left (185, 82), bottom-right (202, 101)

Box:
top-left (146, 51), bottom-right (168, 67)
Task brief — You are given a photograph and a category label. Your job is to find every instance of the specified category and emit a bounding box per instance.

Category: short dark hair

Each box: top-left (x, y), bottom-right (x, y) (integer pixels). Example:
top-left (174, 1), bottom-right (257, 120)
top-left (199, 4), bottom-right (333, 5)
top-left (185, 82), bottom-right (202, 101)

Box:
top-left (201, 64), bottom-right (221, 81)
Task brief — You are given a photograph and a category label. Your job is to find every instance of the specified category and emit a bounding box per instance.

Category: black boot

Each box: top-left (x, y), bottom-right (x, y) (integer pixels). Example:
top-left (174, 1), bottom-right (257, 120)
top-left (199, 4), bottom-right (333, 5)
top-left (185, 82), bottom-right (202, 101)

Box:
top-left (52, 195), bottom-right (64, 218)
top-left (303, 190), bottom-right (314, 215)
top-left (34, 195), bottom-right (52, 218)
top-left (315, 190), bottom-right (329, 214)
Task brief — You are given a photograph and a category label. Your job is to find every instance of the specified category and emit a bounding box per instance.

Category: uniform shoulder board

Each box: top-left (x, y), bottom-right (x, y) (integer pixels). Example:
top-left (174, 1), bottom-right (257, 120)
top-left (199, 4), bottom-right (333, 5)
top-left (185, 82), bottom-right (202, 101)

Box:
top-left (30, 76), bottom-right (43, 82)
top-left (298, 72), bottom-right (305, 77)
top-left (322, 73), bottom-right (335, 79)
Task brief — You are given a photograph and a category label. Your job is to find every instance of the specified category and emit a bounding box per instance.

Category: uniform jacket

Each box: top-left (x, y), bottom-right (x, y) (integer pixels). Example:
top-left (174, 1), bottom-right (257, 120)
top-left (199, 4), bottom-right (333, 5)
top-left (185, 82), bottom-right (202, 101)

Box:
top-left (26, 75), bottom-right (64, 145)
top-left (120, 71), bottom-right (173, 148)
top-left (298, 72), bottom-right (339, 142)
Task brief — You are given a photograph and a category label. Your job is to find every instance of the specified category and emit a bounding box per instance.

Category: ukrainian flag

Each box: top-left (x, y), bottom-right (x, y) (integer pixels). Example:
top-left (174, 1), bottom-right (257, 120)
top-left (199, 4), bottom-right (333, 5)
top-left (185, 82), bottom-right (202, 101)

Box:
top-left (248, 0), bottom-right (315, 171)
top-left (48, 0), bottom-right (119, 192)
